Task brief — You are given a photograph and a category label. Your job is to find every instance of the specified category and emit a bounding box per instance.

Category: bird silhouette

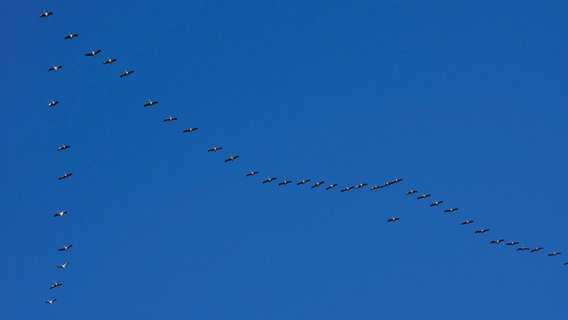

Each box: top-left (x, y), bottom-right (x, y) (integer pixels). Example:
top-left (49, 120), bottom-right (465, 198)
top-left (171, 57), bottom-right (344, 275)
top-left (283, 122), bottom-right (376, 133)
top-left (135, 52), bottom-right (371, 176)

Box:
top-left (224, 155), bottom-right (239, 162)
top-left (262, 177), bottom-right (276, 183)
top-left (311, 181), bottom-right (324, 188)
top-left (64, 33), bottom-right (78, 40)
top-left (144, 100), bottom-right (159, 107)
top-left (103, 58), bottom-right (117, 65)
top-left (183, 127), bottom-right (199, 133)
top-left (85, 49), bottom-right (101, 57)
top-left (58, 173), bottom-right (72, 180)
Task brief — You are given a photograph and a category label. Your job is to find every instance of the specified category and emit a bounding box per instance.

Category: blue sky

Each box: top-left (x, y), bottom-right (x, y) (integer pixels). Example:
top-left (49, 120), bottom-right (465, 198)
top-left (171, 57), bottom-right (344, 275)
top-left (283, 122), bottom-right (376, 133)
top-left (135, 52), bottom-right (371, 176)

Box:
top-left (2, 1), bottom-right (567, 319)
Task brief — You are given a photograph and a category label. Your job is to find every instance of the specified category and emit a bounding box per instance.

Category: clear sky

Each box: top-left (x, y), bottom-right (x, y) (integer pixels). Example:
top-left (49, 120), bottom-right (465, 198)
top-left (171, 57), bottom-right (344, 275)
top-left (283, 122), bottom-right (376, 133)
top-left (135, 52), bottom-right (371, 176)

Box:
top-left (2, 1), bottom-right (567, 319)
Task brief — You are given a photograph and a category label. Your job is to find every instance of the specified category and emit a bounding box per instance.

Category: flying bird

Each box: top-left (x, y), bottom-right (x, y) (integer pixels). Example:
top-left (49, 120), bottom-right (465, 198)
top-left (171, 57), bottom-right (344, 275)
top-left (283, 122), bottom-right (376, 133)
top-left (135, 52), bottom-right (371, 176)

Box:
top-left (340, 186), bottom-right (354, 192)
top-left (548, 252), bottom-right (561, 257)
top-left (45, 298), bottom-right (57, 304)
top-left (163, 116), bottom-right (177, 122)
top-left (389, 178), bottom-right (403, 184)
top-left (183, 127), bottom-right (199, 133)
top-left (58, 244), bottom-right (73, 251)
top-left (461, 220), bottom-right (474, 225)
top-left (64, 33), bottom-right (78, 40)
top-left (311, 181), bottom-right (324, 188)
top-left (297, 179), bottom-right (311, 185)
top-left (58, 173), bottom-right (72, 180)
top-left (278, 180), bottom-right (292, 186)
top-left (506, 241), bottom-right (519, 246)
top-left (370, 185), bottom-right (384, 191)
top-left (405, 189), bottom-right (417, 195)
top-left (429, 201), bottom-right (444, 207)
top-left (144, 100), bottom-right (159, 107)
top-left (208, 146), bottom-right (223, 152)
top-left (119, 70), bottom-right (134, 78)
top-left (49, 65), bottom-right (62, 71)
top-left (517, 247), bottom-right (530, 251)
top-left (57, 144), bottom-right (70, 151)
top-left (224, 155), bottom-right (239, 162)
top-left (417, 194), bottom-right (431, 200)
top-left (444, 208), bottom-right (459, 213)
top-left (49, 282), bottom-right (63, 290)
top-left (53, 210), bottom-right (67, 217)
top-left (103, 58), bottom-right (117, 65)
top-left (490, 239), bottom-right (505, 244)
top-left (262, 177), bottom-right (276, 183)
top-left (387, 217), bottom-right (400, 222)
top-left (355, 183), bottom-right (368, 189)
top-left (245, 171), bottom-right (259, 177)
top-left (39, 11), bottom-right (53, 18)
top-left (48, 100), bottom-right (59, 107)
top-left (325, 183), bottom-right (338, 190)
top-left (57, 262), bottom-right (69, 269)
top-left (474, 229), bottom-right (490, 234)
top-left (85, 49), bottom-right (101, 57)
top-left (530, 247), bottom-right (544, 252)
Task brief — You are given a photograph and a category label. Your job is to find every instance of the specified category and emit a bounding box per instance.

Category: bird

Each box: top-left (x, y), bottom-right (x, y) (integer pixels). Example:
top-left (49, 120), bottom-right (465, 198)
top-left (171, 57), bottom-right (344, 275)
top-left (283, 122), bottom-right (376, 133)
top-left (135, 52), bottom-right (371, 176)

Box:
top-left (564, 262), bottom-right (568, 265)
top-left (311, 181), bottom-right (324, 188)
top-left (57, 262), bottom-right (69, 269)
top-left (48, 100), bottom-right (59, 107)
top-left (183, 127), bottom-right (199, 133)
top-left (389, 178), bottom-right (403, 184)
top-left (429, 200), bottom-right (444, 207)
top-left (405, 189), bottom-right (417, 195)
top-left (278, 180), bottom-right (292, 186)
top-left (58, 173), bottom-right (72, 180)
top-left (163, 116), bottom-right (177, 122)
top-left (103, 58), bottom-right (117, 65)
top-left (387, 217), bottom-right (400, 222)
top-left (474, 229), bottom-right (490, 234)
top-left (49, 282), bottom-right (63, 290)
top-left (53, 210), bottom-right (67, 218)
top-left (506, 241), bottom-right (519, 246)
top-left (444, 208), bottom-right (459, 213)
top-left (297, 179), bottom-right (311, 185)
top-left (370, 185), bottom-right (384, 191)
top-left (340, 186), bottom-right (354, 192)
top-left (461, 220), bottom-right (474, 225)
top-left (57, 144), bottom-right (70, 151)
top-left (530, 247), bottom-right (544, 252)
top-left (144, 100), bottom-right (159, 107)
top-left (417, 194), bottom-right (431, 200)
top-left (45, 298), bottom-right (57, 304)
top-left (355, 183), bottom-right (368, 189)
top-left (245, 171), bottom-right (259, 177)
top-left (490, 239), bottom-right (505, 244)
top-left (548, 252), bottom-right (561, 257)
top-left (49, 65), bottom-right (62, 71)
top-left (262, 177), bottom-right (276, 183)
top-left (224, 155), bottom-right (239, 162)
top-left (63, 33), bottom-right (78, 40)
top-left (39, 11), bottom-right (53, 18)
top-left (208, 146), bottom-right (223, 152)
top-left (325, 183), bottom-right (338, 190)
top-left (517, 247), bottom-right (530, 251)
top-left (85, 49), bottom-right (101, 57)
top-left (119, 70), bottom-right (134, 78)
top-left (58, 244), bottom-right (73, 251)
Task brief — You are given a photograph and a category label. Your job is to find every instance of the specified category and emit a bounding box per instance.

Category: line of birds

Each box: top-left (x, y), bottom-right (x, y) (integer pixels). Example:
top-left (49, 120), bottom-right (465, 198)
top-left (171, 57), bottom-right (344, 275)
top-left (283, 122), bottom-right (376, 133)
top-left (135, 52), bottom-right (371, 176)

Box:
top-left (38, 8), bottom-right (567, 306)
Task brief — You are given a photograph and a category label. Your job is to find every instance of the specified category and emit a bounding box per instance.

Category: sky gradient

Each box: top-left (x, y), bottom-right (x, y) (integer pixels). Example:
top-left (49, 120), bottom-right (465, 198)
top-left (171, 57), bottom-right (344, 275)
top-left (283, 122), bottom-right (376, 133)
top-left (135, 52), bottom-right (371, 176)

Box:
top-left (2, 1), bottom-right (568, 319)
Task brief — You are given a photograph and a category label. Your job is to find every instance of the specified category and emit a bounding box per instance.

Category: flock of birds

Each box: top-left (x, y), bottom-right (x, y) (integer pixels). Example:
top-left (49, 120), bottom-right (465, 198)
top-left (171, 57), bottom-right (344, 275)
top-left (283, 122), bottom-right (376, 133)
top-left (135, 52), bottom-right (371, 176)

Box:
top-left (38, 9), bottom-right (566, 306)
